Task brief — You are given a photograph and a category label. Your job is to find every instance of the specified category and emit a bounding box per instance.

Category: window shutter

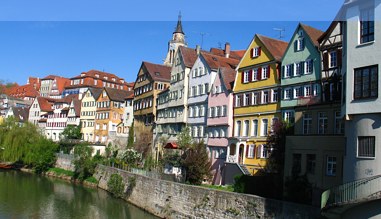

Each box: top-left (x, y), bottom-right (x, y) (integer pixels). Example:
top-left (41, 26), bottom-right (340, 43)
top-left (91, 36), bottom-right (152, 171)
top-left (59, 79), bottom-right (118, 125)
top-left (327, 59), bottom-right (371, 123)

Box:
top-left (249, 70), bottom-right (253, 82)
top-left (282, 65), bottom-right (285, 78)
top-left (258, 68), bottom-right (262, 80)
top-left (155, 83), bottom-right (158, 89)
top-left (294, 40), bottom-right (298, 52)
top-left (258, 47), bottom-right (262, 56)
top-left (246, 146), bottom-right (249, 158)
top-left (240, 94), bottom-right (243, 106)
top-left (241, 72), bottom-right (244, 83)
top-left (300, 61), bottom-right (305, 74)
top-left (164, 84), bottom-right (167, 89)
top-left (323, 52), bottom-right (329, 70)
top-left (250, 48), bottom-right (254, 58)
top-left (337, 49), bottom-right (342, 67)
top-left (267, 66), bottom-right (271, 78)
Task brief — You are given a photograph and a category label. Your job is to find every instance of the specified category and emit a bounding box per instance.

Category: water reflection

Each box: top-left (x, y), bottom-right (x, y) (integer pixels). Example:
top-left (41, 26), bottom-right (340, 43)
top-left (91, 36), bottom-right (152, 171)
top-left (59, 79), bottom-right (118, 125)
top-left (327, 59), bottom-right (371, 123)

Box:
top-left (0, 170), bottom-right (157, 219)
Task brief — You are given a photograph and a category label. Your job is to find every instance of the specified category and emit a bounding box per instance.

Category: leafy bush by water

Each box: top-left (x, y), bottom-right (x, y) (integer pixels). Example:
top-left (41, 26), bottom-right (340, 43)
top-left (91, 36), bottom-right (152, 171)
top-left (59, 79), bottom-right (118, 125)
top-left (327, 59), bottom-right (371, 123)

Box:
top-left (107, 173), bottom-right (124, 198)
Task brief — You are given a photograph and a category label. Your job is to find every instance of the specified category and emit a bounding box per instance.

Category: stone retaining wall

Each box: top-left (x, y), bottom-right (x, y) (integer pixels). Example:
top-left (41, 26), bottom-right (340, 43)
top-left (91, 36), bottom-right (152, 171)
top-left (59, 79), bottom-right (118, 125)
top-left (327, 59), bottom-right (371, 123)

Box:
top-left (94, 165), bottom-right (321, 219)
top-left (55, 153), bottom-right (75, 171)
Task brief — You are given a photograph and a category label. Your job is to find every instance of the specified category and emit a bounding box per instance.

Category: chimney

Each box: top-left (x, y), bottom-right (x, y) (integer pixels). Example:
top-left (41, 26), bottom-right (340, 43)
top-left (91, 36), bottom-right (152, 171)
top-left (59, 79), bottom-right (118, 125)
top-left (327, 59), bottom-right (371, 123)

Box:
top-left (196, 45), bottom-right (201, 55)
top-left (225, 42), bottom-right (231, 58)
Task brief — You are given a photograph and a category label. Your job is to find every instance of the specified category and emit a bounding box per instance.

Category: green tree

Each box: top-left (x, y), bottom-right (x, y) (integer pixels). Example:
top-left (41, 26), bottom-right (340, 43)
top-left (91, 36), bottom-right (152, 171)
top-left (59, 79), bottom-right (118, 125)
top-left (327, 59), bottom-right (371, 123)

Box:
top-left (73, 143), bottom-right (95, 181)
top-left (127, 123), bottom-right (134, 148)
top-left (107, 173), bottom-right (124, 198)
top-left (24, 138), bottom-right (58, 173)
top-left (181, 140), bottom-right (211, 185)
top-left (60, 124), bottom-right (82, 140)
top-left (177, 126), bottom-right (192, 149)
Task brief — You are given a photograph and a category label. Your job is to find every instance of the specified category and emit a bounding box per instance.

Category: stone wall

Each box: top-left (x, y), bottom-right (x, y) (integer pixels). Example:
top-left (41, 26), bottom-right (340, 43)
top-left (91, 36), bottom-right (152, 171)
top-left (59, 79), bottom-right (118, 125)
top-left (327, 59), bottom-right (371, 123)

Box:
top-left (94, 165), bottom-right (321, 219)
top-left (55, 153), bottom-right (75, 171)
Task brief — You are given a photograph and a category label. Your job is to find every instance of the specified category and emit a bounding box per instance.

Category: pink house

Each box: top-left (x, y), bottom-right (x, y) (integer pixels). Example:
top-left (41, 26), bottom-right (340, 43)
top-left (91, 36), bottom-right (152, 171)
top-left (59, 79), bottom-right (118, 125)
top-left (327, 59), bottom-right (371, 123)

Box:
top-left (207, 67), bottom-right (236, 185)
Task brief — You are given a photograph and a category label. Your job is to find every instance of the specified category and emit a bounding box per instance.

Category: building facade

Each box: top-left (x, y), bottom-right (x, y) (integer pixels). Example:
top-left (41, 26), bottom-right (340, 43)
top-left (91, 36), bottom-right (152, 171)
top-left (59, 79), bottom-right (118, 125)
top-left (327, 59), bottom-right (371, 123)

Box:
top-left (80, 88), bottom-right (102, 143)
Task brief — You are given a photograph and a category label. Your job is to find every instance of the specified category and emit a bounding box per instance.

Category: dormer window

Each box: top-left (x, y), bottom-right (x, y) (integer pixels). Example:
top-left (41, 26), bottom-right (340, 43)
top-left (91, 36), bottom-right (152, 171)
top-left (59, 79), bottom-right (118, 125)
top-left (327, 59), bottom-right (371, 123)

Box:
top-left (102, 91), bottom-right (107, 97)
top-left (155, 72), bottom-right (160, 76)
top-left (81, 73), bottom-right (85, 77)
top-left (298, 30), bottom-right (304, 37)
top-left (95, 74), bottom-right (99, 78)
top-left (104, 76), bottom-right (108, 80)
top-left (251, 47), bottom-right (261, 58)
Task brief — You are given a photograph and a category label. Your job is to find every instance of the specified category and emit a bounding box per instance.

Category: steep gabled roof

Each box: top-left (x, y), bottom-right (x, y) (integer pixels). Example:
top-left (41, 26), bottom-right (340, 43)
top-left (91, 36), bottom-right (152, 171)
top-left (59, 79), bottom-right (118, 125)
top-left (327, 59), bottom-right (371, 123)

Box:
top-left (104, 87), bottom-right (132, 102)
top-left (42, 75), bottom-right (61, 80)
top-left (300, 23), bottom-right (324, 47)
top-left (87, 87), bottom-right (103, 100)
top-left (59, 94), bottom-right (79, 104)
top-left (37, 97), bottom-right (56, 112)
top-left (72, 98), bottom-right (82, 117)
top-left (257, 34), bottom-right (288, 61)
top-left (142, 61), bottom-right (171, 82)
top-left (219, 67), bottom-right (236, 91)
top-left (318, 21), bottom-right (339, 43)
top-left (178, 46), bottom-right (198, 68)
top-left (201, 52), bottom-right (240, 70)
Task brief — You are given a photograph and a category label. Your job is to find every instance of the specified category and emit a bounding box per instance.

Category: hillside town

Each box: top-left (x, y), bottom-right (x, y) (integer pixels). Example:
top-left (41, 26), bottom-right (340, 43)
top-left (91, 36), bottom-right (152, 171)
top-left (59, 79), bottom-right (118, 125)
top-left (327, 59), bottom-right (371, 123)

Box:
top-left (0, 0), bottom-right (380, 217)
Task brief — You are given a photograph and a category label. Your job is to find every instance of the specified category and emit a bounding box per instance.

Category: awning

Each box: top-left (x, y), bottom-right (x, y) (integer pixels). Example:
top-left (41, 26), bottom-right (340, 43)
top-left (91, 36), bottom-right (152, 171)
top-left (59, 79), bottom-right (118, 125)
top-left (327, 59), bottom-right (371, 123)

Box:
top-left (164, 142), bottom-right (179, 149)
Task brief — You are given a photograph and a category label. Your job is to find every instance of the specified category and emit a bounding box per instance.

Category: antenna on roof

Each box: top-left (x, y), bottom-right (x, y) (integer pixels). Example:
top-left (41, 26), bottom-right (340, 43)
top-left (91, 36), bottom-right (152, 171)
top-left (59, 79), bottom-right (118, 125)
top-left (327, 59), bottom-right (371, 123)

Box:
top-left (273, 27), bottom-right (285, 39)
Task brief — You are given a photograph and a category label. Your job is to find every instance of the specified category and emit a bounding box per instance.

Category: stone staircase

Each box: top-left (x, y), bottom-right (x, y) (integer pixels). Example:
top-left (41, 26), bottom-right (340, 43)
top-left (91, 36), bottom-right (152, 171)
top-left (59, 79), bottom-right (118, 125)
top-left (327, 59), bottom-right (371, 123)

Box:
top-left (238, 164), bottom-right (251, 175)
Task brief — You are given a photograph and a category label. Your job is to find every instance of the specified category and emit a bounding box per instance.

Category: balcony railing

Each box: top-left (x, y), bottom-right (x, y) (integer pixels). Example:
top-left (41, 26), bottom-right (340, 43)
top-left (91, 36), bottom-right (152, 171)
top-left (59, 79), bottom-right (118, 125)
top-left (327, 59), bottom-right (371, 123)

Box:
top-left (321, 175), bottom-right (381, 210)
top-left (226, 155), bottom-right (237, 163)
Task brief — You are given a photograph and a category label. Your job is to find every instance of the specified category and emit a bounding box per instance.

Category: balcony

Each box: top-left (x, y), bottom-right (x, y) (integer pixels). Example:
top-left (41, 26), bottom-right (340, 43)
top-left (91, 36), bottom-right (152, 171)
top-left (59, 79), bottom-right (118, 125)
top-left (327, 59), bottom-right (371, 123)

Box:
top-left (297, 96), bottom-right (321, 106)
top-left (321, 175), bottom-right (381, 217)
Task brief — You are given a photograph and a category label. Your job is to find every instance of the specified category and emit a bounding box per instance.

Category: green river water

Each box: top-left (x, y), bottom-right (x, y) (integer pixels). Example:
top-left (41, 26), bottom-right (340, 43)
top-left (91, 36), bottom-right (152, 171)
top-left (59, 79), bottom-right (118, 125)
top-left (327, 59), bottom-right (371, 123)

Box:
top-left (0, 170), bottom-right (158, 219)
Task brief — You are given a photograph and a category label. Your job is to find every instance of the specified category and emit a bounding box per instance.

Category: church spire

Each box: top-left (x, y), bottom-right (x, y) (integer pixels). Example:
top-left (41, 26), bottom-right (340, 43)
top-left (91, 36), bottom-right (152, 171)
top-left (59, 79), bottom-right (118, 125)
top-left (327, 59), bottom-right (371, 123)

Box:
top-left (174, 11), bottom-right (184, 34)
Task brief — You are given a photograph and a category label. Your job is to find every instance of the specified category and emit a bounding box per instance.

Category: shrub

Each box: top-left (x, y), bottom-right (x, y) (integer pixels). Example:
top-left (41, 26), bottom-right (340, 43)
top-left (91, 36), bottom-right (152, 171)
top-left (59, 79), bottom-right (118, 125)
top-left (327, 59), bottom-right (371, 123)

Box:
top-left (107, 173), bottom-right (124, 198)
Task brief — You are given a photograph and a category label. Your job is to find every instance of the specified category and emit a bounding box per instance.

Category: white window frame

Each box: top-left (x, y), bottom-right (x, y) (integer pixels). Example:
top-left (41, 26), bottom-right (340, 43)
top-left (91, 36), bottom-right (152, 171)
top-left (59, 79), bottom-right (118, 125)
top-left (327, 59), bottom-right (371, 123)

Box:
top-left (326, 156), bottom-right (337, 176)
top-left (305, 59), bottom-right (313, 74)
top-left (262, 66), bottom-right (268, 79)
top-left (252, 119), bottom-right (258, 137)
top-left (252, 68), bottom-right (258, 81)
top-left (304, 85), bottom-right (311, 97)
top-left (261, 119), bottom-right (268, 136)
top-left (329, 51), bottom-right (337, 68)
top-left (252, 47), bottom-right (260, 57)
top-left (243, 71), bottom-right (250, 83)
top-left (284, 88), bottom-right (291, 100)
top-left (272, 89), bottom-right (278, 102)
top-left (248, 144), bottom-right (255, 158)
top-left (296, 38), bottom-right (304, 51)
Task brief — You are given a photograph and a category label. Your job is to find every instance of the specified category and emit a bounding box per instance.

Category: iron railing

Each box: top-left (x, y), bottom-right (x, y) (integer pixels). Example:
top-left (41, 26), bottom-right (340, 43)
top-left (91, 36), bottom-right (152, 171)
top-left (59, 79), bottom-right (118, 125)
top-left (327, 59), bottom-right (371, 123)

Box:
top-left (321, 174), bottom-right (381, 210)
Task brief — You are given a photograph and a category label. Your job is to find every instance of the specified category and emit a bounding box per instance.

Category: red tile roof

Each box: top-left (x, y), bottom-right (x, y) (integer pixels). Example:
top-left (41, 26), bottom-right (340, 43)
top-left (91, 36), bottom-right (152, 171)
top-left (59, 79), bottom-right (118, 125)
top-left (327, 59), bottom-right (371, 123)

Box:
top-left (201, 52), bottom-right (240, 70)
top-left (219, 67), bottom-right (236, 91)
top-left (178, 46), bottom-right (198, 68)
top-left (37, 97), bottom-right (56, 112)
top-left (142, 61), bottom-right (171, 82)
top-left (300, 23), bottom-right (324, 47)
top-left (72, 98), bottom-right (82, 117)
top-left (257, 34), bottom-right (289, 61)
top-left (6, 84), bottom-right (39, 99)
top-left (209, 48), bottom-right (245, 60)
top-left (104, 87), bottom-right (134, 102)
top-left (42, 75), bottom-right (61, 80)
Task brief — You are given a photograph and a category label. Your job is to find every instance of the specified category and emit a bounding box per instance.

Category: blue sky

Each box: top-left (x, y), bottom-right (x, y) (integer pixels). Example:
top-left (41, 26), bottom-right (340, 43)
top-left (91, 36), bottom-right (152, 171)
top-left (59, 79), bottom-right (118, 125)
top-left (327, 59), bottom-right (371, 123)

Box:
top-left (0, 1), bottom-right (344, 85)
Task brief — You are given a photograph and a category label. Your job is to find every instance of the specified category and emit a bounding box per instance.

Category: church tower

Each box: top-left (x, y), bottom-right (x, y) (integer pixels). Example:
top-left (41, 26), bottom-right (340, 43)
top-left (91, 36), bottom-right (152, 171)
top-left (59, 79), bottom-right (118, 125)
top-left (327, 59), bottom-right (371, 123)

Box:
top-left (164, 13), bottom-right (187, 67)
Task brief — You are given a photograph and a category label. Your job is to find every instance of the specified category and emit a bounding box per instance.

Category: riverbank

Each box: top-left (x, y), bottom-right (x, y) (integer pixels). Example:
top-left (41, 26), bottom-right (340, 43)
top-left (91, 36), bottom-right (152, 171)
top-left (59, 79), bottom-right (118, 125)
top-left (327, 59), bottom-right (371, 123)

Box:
top-left (94, 164), bottom-right (321, 219)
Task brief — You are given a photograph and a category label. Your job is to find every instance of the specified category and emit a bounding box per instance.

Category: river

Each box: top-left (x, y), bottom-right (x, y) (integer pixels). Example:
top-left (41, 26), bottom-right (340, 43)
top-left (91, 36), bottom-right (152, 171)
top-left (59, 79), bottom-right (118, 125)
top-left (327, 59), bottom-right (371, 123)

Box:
top-left (0, 170), bottom-right (158, 219)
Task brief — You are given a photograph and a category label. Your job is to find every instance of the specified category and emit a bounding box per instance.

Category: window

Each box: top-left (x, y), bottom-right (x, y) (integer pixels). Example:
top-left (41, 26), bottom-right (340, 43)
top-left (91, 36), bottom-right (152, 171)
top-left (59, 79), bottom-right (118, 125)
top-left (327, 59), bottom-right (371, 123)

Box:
top-left (318, 112), bottom-right (328, 134)
top-left (360, 8), bottom-right (375, 44)
top-left (272, 89), bottom-right (278, 102)
top-left (200, 106), bottom-right (205, 117)
top-left (248, 144), bottom-right (255, 158)
top-left (305, 59), bottom-right (313, 74)
top-left (235, 121), bottom-right (241, 137)
top-left (354, 65), bottom-right (378, 99)
top-left (252, 68), bottom-right (258, 81)
top-left (292, 153), bottom-right (302, 176)
top-left (209, 107), bottom-right (214, 118)
top-left (261, 119), bottom-right (268, 136)
top-left (244, 93), bottom-right (250, 106)
top-left (235, 95), bottom-right (241, 107)
top-left (284, 88), bottom-right (291, 100)
top-left (262, 66), bottom-right (269, 79)
top-left (284, 110), bottom-right (295, 123)
top-left (285, 64), bottom-right (293, 78)
top-left (252, 47), bottom-right (260, 57)
top-left (257, 145), bottom-right (270, 159)
top-left (243, 71), bottom-right (250, 83)
top-left (221, 105), bottom-right (227, 117)
top-left (295, 62), bottom-right (303, 76)
top-left (326, 156), bottom-right (337, 176)
top-left (296, 38), bottom-right (304, 51)
top-left (304, 85), bottom-right (311, 97)
top-left (262, 91), bottom-right (269, 104)
top-left (252, 92), bottom-right (258, 105)
top-left (294, 87), bottom-right (301, 99)
top-left (358, 136), bottom-right (375, 158)
top-left (252, 120), bottom-right (258, 137)
top-left (215, 106), bottom-right (220, 117)
top-left (307, 154), bottom-right (316, 174)
top-left (243, 120), bottom-right (249, 137)
top-left (303, 113), bottom-right (312, 135)
top-left (329, 51), bottom-right (337, 68)
top-left (220, 128), bottom-right (226, 137)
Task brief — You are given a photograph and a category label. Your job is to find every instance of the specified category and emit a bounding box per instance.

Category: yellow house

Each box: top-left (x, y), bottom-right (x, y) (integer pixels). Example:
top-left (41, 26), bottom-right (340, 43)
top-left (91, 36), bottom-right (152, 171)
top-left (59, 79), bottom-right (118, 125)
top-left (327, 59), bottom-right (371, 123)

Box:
top-left (94, 87), bottom-right (131, 145)
top-left (229, 34), bottom-right (288, 175)
top-left (80, 88), bottom-right (103, 143)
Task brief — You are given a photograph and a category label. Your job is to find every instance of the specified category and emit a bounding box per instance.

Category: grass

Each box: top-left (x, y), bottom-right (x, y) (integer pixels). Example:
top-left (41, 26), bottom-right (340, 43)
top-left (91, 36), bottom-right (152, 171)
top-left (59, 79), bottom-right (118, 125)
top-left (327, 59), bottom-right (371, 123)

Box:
top-left (48, 167), bottom-right (74, 177)
top-left (85, 176), bottom-right (98, 184)
top-left (201, 184), bottom-right (234, 192)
